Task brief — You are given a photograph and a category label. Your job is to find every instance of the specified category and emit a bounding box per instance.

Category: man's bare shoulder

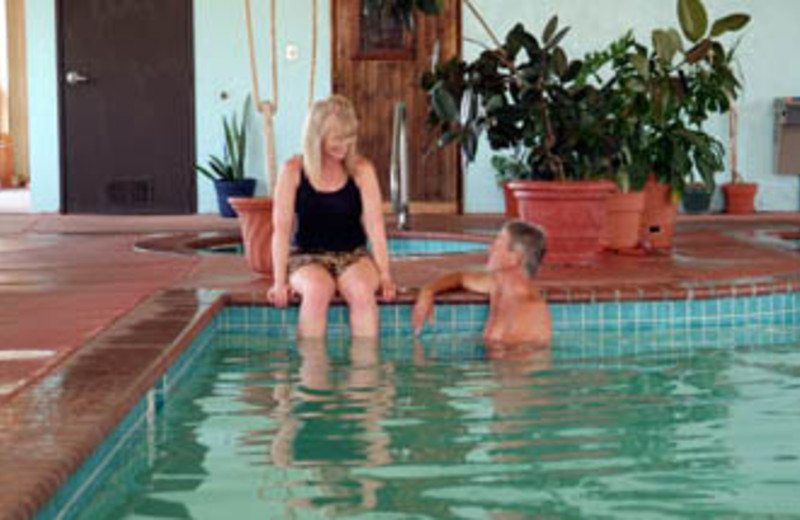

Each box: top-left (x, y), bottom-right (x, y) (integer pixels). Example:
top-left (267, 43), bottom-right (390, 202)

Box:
top-left (462, 270), bottom-right (494, 294)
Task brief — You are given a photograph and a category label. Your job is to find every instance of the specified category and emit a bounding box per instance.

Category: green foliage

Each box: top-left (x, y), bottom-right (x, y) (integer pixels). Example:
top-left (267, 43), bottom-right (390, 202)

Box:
top-left (422, 16), bottom-right (624, 182)
top-left (195, 97), bottom-right (251, 182)
top-left (491, 149), bottom-right (533, 184)
top-left (421, 0), bottom-right (749, 193)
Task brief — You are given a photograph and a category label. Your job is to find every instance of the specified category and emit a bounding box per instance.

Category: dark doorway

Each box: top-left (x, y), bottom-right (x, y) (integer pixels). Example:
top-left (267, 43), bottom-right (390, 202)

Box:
top-left (58, 0), bottom-right (195, 214)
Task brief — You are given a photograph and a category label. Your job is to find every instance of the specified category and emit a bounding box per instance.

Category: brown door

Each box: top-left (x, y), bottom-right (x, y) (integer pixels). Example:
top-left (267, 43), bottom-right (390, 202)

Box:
top-left (332, 0), bottom-right (462, 212)
top-left (59, 0), bottom-right (195, 214)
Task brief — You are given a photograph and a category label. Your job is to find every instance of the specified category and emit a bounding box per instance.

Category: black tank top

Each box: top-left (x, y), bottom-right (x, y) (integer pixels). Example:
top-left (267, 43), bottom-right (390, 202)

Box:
top-left (292, 169), bottom-right (367, 252)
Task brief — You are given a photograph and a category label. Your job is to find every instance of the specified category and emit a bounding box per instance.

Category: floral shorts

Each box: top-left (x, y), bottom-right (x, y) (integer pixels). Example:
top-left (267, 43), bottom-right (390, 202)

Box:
top-left (288, 247), bottom-right (371, 278)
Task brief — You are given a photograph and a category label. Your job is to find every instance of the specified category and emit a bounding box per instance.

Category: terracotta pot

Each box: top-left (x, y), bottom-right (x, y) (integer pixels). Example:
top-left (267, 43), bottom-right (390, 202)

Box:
top-left (508, 180), bottom-right (617, 266)
top-left (228, 197), bottom-right (273, 276)
top-left (603, 191), bottom-right (645, 251)
top-left (501, 182), bottom-right (519, 219)
top-left (641, 175), bottom-right (678, 249)
top-left (722, 182), bottom-right (757, 214)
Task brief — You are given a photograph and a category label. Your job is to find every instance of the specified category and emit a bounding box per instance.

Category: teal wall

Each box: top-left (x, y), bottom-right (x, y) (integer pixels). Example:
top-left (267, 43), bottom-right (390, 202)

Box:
top-left (25, 0), bottom-right (800, 213)
top-left (26, 0), bottom-right (59, 211)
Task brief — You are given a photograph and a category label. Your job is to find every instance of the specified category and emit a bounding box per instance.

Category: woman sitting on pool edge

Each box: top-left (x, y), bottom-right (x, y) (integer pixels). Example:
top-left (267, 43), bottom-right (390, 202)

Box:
top-left (269, 95), bottom-right (396, 338)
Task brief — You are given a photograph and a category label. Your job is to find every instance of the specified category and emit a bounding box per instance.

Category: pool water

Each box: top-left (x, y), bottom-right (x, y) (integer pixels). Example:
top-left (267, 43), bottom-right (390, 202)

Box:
top-left (73, 331), bottom-right (800, 519)
top-left (200, 236), bottom-right (488, 257)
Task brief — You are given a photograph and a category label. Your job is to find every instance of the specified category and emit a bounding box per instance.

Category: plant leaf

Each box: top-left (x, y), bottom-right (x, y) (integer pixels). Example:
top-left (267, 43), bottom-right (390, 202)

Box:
top-left (431, 82), bottom-right (459, 122)
top-left (631, 53), bottom-right (649, 78)
top-left (667, 28), bottom-right (684, 53)
top-left (194, 164), bottom-right (217, 181)
top-left (652, 29), bottom-right (679, 64)
top-left (553, 47), bottom-right (568, 78)
top-left (678, 0), bottom-right (709, 43)
top-left (561, 60), bottom-right (583, 82)
top-left (545, 26), bottom-right (570, 50)
top-left (710, 14), bottom-right (750, 37)
top-left (542, 15), bottom-right (558, 44)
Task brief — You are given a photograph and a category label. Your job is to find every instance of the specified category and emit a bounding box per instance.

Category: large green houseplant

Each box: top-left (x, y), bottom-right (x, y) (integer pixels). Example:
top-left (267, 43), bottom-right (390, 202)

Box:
top-left (195, 97), bottom-right (256, 218)
top-left (640, 0), bottom-right (749, 239)
top-left (421, 17), bottom-right (622, 264)
top-left (575, 0), bottom-right (749, 245)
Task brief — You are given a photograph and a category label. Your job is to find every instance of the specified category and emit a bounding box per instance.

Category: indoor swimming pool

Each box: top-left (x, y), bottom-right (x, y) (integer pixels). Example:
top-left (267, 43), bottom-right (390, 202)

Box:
top-left (40, 295), bottom-right (800, 519)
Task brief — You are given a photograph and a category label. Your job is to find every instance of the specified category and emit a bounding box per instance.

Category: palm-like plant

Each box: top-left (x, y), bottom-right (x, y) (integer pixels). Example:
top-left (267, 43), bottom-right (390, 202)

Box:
top-left (195, 96), bottom-right (251, 182)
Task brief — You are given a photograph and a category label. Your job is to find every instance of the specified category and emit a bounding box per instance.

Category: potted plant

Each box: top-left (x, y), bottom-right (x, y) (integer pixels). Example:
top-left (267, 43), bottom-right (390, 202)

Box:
top-left (721, 102), bottom-right (757, 213)
top-left (580, 32), bottom-right (652, 251)
top-left (195, 97), bottom-right (256, 218)
top-left (422, 17), bottom-right (618, 265)
top-left (633, 0), bottom-right (749, 245)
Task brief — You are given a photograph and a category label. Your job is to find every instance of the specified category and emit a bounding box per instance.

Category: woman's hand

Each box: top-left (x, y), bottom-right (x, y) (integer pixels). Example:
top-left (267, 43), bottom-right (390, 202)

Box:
top-left (268, 281), bottom-right (294, 308)
top-left (379, 275), bottom-right (397, 301)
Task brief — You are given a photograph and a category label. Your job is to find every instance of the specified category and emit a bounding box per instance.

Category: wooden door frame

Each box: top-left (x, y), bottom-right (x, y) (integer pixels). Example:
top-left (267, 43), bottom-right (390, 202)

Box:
top-left (55, 0), bottom-right (198, 214)
top-left (330, 0), bottom-right (465, 214)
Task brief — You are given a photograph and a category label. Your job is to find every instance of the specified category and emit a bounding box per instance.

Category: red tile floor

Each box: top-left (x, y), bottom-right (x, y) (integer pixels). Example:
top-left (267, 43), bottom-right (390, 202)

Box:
top-left (3, 212), bottom-right (800, 402)
top-left (1, 211), bottom-right (800, 517)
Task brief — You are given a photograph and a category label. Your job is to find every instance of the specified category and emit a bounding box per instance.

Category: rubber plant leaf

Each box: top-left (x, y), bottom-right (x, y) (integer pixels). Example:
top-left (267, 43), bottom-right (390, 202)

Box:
top-left (542, 16), bottom-right (558, 44)
top-left (710, 14), bottom-right (751, 37)
top-left (678, 0), bottom-right (709, 43)
top-left (431, 82), bottom-right (459, 122)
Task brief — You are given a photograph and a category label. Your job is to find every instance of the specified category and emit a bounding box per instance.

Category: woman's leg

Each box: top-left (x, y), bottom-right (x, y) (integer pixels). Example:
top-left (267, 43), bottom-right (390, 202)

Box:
top-left (337, 257), bottom-right (380, 338)
top-left (290, 264), bottom-right (336, 338)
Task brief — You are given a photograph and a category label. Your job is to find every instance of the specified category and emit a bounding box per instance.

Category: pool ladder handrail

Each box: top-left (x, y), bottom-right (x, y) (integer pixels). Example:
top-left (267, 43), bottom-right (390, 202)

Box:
top-left (390, 101), bottom-right (410, 230)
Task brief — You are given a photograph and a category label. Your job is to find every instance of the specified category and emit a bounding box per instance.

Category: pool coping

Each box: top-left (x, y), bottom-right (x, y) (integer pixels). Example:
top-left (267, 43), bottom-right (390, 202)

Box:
top-left (0, 289), bottom-right (227, 519)
top-left (135, 226), bottom-right (800, 304)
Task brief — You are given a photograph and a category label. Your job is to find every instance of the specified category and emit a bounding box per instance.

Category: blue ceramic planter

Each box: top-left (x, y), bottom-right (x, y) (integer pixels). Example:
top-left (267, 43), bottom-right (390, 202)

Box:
top-left (213, 179), bottom-right (256, 218)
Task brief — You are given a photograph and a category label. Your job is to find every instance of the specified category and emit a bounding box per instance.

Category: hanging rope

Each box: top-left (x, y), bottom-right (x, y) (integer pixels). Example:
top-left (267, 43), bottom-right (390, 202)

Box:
top-left (244, 0), bottom-right (317, 194)
top-left (309, 0), bottom-right (318, 108)
top-left (244, 0), bottom-right (279, 193)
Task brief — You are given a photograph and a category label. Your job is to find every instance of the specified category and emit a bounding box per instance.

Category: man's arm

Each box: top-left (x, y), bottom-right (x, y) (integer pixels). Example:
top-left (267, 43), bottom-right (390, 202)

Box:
top-left (412, 271), bottom-right (493, 335)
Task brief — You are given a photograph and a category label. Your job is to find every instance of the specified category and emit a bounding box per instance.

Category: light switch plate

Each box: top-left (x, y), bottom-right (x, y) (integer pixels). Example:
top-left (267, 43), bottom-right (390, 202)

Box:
top-left (286, 44), bottom-right (299, 61)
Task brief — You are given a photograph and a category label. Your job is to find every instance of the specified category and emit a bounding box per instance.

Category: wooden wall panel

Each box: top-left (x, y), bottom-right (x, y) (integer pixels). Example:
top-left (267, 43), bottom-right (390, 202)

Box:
top-left (332, 0), bottom-right (461, 209)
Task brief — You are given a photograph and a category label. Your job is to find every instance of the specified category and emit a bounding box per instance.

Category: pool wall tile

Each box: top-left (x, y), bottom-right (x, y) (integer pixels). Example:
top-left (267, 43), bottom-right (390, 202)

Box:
top-left (216, 291), bottom-right (800, 339)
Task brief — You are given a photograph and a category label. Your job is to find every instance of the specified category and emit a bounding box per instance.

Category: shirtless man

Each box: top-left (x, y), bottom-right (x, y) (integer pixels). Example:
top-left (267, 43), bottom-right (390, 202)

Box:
top-left (412, 220), bottom-right (551, 345)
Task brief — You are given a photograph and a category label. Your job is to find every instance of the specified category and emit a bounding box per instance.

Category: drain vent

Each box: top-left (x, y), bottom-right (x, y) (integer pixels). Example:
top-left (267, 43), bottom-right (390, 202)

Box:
top-left (106, 179), bottom-right (154, 207)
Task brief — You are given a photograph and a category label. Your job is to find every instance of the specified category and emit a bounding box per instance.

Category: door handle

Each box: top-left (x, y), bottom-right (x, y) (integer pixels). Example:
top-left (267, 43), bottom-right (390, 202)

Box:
top-left (65, 71), bottom-right (90, 86)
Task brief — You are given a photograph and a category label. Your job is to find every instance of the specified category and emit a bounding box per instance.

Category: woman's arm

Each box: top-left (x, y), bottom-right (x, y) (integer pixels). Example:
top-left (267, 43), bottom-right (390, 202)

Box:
top-left (268, 157), bottom-right (300, 307)
top-left (354, 158), bottom-right (395, 298)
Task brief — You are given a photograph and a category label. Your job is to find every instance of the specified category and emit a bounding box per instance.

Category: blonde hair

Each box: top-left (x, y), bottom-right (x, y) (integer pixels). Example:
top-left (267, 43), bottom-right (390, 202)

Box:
top-left (302, 95), bottom-right (359, 183)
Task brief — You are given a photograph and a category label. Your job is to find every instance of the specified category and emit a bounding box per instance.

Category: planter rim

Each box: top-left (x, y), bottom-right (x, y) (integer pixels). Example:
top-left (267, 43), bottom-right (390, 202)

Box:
top-left (506, 180), bottom-right (617, 190)
top-left (228, 196), bottom-right (273, 210)
top-left (722, 182), bottom-right (758, 189)
top-left (214, 178), bottom-right (256, 185)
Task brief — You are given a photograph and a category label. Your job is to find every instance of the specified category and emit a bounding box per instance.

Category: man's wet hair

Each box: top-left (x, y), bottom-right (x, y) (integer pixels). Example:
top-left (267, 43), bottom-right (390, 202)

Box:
top-left (502, 220), bottom-right (547, 278)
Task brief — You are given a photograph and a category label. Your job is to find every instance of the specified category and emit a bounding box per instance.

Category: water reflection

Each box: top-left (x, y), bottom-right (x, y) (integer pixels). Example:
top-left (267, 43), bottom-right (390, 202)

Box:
top-left (74, 327), bottom-right (800, 519)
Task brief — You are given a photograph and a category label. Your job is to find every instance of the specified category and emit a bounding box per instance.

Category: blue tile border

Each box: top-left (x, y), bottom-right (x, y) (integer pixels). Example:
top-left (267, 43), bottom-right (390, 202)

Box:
top-left (217, 291), bottom-right (800, 337)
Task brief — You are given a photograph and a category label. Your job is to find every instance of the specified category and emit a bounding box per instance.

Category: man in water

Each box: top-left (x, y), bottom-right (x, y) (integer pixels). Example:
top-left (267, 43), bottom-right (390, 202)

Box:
top-left (412, 220), bottom-right (551, 346)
